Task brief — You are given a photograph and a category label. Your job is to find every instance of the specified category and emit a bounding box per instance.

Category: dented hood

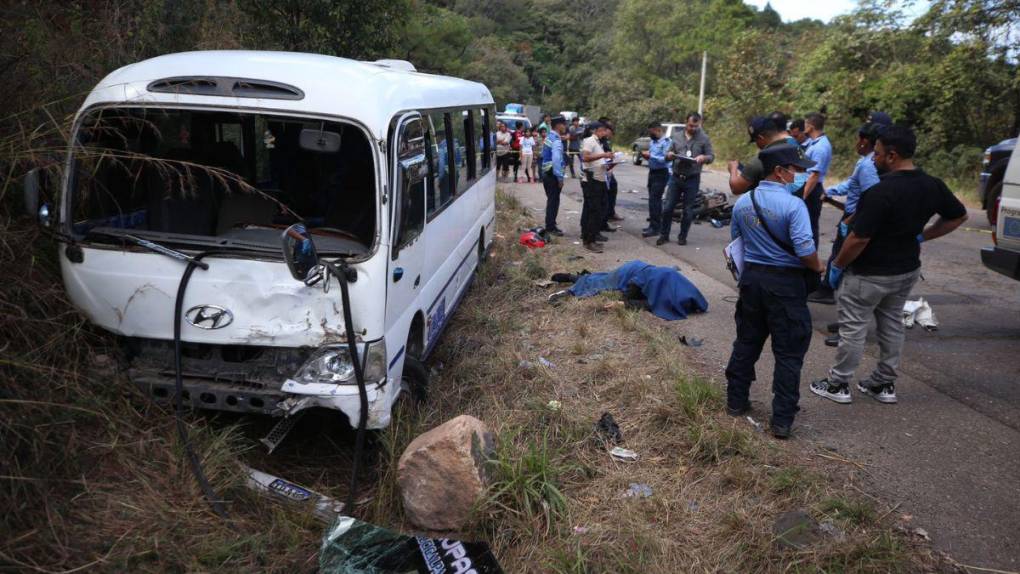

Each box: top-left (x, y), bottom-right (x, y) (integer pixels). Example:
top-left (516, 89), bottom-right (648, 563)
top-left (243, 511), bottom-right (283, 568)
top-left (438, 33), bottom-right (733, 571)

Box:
top-left (61, 246), bottom-right (383, 347)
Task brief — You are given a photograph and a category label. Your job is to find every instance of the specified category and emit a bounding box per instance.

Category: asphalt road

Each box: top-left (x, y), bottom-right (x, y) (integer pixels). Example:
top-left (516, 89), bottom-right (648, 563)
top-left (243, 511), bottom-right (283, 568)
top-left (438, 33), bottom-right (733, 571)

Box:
top-left (608, 162), bottom-right (1020, 432)
top-left (522, 162), bottom-right (1020, 568)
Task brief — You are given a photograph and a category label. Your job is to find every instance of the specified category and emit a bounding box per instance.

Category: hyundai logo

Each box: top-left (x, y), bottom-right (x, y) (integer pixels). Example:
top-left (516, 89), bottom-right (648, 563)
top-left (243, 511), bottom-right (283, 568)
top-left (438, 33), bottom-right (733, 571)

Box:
top-left (184, 305), bottom-right (234, 330)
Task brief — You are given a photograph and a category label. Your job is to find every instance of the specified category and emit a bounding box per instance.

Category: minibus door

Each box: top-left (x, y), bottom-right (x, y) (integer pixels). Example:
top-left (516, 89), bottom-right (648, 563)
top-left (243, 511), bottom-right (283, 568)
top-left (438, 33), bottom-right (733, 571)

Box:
top-left (386, 113), bottom-right (428, 349)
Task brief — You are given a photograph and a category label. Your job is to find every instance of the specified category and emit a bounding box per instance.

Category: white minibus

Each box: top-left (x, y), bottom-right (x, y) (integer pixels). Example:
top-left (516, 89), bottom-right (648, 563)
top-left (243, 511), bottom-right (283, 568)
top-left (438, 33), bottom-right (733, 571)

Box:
top-left (27, 51), bottom-right (496, 432)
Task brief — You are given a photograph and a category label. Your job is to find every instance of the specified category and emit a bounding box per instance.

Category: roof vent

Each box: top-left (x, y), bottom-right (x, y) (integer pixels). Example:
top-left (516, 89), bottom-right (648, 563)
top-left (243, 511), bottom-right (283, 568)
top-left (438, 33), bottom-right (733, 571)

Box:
top-left (371, 59), bottom-right (416, 72)
top-left (146, 76), bottom-right (304, 100)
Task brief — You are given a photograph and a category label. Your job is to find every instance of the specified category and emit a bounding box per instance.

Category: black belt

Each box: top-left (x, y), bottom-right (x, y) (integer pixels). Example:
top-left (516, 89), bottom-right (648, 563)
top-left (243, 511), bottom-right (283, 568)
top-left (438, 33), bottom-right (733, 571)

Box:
top-left (746, 262), bottom-right (804, 275)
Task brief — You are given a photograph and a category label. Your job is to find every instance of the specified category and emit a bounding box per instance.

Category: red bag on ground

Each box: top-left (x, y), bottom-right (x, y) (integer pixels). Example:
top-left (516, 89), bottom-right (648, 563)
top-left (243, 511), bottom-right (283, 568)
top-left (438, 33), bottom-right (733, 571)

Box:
top-left (519, 231), bottom-right (545, 248)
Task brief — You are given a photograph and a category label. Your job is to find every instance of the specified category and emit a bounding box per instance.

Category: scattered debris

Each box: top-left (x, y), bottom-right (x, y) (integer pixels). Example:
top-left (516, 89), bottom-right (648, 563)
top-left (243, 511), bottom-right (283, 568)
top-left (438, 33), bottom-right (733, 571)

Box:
top-left (903, 298), bottom-right (938, 331)
top-left (772, 510), bottom-right (821, 550)
top-left (518, 360), bottom-right (534, 369)
top-left (624, 483), bottom-right (653, 498)
top-left (533, 279), bottom-right (555, 288)
top-left (519, 230), bottom-right (546, 249)
top-left (687, 500), bottom-right (700, 512)
top-left (260, 411), bottom-right (306, 453)
top-left (746, 416), bottom-right (764, 433)
top-left (319, 516), bottom-right (505, 574)
top-left (566, 255), bottom-right (585, 261)
top-left (818, 520), bottom-right (846, 542)
top-left (548, 290), bottom-right (571, 304)
top-left (244, 466), bottom-right (344, 524)
top-left (912, 527), bottom-right (931, 541)
top-left (397, 415), bottom-right (495, 530)
top-left (538, 357), bottom-right (555, 368)
top-left (572, 526), bottom-right (589, 535)
top-left (546, 400), bottom-right (562, 412)
top-left (595, 412), bottom-right (624, 444)
top-left (678, 335), bottom-right (704, 347)
top-left (609, 446), bottom-right (639, 462)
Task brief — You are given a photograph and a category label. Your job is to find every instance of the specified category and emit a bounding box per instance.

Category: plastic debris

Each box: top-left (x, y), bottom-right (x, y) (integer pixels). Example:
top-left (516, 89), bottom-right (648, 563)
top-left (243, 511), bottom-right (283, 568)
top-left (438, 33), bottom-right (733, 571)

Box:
top-left (572, 526), bottom-right (589, 535)
top-left (538, 357), bottom-right (555, 368)
top-left (533, 279), bottom-right (555, 288)
top-left (913, 527), bottom-right (931, 541)
top-left (595, 412), bottom-right (624, 444)
top-left (678, 335), bottom-right (704, 347)
top-left (319, 516), bottom-right (504, 573)
top-left (518, 360), bottom-right (534, 369)
top-left (245, 466), bottom-right (345, 524)
top-left (746, 416), bottom-right (764, 433)
top-left (903, 298), bottom-right (938, 331)
top-left (624, 483), bottom-right (653, 498)
top-left (546, 400), bottom-right (562, 412)
top-left (687, 500), bottom-right (700, 512)
top-left (609, 446), bottom-right (639, 462)
top-left (548, 290), bottom-right (571, 304)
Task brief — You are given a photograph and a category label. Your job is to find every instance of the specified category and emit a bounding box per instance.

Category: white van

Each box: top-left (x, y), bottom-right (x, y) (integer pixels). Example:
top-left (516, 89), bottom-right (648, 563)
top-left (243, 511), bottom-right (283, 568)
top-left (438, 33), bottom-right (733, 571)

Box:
top-left (27, 51), bottom-right (496, 430)
top-left (982, 144), bottom-right (1020, 280)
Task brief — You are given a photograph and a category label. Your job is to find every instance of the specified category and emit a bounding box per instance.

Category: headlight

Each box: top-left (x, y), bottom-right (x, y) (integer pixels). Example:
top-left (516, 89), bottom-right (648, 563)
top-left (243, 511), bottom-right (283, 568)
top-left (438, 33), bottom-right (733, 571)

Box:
top-left (293, 340), bottom-right (387, 385)
top-left (983, 150), bottom-right (992, 167)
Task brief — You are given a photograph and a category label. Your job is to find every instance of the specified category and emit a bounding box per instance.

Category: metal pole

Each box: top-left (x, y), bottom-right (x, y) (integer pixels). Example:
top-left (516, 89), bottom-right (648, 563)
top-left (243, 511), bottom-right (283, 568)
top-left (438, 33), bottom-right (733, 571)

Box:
top-left (698, 51), bottom-right (707, 116)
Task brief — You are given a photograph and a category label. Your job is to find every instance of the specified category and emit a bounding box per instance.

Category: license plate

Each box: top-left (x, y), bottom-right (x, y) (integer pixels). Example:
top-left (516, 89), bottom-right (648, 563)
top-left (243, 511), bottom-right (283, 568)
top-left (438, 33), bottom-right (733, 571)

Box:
top-left (1004, 215), bottom-right (1020, 240)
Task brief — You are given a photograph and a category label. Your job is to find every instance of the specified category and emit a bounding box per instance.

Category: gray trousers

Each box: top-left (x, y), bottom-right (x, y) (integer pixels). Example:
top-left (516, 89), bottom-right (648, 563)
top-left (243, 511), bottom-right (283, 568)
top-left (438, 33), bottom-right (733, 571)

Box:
top-left (829, 269), bottom-right (920, 386)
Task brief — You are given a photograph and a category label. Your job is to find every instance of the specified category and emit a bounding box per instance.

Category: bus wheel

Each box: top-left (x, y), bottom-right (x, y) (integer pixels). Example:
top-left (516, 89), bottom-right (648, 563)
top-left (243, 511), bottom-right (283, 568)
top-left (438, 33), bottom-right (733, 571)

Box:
top-left (399, 356), bottom-right (429, 406)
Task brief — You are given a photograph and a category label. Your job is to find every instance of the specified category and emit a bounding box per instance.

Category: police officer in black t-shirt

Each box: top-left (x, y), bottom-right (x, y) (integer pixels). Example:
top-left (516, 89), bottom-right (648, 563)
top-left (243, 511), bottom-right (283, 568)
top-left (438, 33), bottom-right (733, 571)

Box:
top-left (810, 126), bottom-right (968, 406)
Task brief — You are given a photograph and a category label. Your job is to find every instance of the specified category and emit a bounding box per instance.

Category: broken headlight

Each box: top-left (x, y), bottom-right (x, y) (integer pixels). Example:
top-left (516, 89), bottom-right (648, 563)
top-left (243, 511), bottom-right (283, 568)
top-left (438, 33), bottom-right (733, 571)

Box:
top-left (293, 340), bottom-right (387, 385)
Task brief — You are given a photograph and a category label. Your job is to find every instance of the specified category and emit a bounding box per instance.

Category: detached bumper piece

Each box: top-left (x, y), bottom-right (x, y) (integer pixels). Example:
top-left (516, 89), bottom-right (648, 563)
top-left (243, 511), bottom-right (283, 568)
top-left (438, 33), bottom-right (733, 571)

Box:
top-left (981, 246), bottom-right (1020, 280)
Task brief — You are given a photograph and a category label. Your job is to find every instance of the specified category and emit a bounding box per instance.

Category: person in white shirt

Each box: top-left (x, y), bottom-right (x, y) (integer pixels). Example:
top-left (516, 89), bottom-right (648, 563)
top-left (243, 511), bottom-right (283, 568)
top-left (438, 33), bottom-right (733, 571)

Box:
top-left (520, 128), bottom-right (536, 182)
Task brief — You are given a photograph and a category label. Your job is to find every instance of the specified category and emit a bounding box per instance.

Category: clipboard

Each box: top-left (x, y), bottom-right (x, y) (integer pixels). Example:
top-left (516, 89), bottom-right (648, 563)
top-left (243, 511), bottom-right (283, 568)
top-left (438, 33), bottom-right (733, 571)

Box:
top-left (724, 236), bottom-right (745, 282)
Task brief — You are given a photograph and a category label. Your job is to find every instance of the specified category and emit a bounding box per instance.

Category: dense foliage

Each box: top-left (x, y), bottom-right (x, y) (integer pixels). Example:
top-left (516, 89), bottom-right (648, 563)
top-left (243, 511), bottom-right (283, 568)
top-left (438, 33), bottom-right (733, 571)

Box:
top-left (0, 0), bottom-right (1017, 190)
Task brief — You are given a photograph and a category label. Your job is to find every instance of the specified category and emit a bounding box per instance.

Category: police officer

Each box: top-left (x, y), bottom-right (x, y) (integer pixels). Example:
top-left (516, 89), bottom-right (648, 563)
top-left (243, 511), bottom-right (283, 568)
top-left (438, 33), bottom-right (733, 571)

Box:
top-left (808, 114), bottom-right (889, 305)
top-left (541, 115), bottom-right (568, 236)
top-left (580, 121), bottom-right (614, 252)
top-left (657, 112), bottom-right (713, 246)
top-left (641, 122), bottom-right (676, 237)
top-left (727, 116), bottom-right (790, 196)
top-left (725, 144), bottom-right (824, 439)
top-left (599, 118), bottom-right (624, 231)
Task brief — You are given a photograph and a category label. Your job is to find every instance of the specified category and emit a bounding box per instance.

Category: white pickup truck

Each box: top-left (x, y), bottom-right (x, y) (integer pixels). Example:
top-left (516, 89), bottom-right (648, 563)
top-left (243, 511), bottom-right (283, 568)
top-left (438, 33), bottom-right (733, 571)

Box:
top-left (981, 144), bottom-right (1020, 280)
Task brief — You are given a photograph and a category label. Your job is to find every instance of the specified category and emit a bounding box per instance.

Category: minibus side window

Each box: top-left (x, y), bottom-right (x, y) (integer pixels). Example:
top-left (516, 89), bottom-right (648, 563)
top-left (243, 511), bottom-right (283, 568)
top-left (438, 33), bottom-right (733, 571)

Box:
top-left (392, 117), bottom-right (426, 258)
top-left (427, 112), bottom-right (453, 215)
top-left (450, 111), bottom-right (469, 195)
top-left (479, 108), bottom-right (491, 172)
top-left (464, 109), bottom-right (477, 181)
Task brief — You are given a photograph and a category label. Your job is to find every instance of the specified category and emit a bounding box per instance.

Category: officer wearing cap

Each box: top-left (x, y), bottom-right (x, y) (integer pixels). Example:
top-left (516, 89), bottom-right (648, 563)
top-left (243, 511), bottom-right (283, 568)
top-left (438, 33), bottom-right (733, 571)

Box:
top-left (728, 116), bottom-right (793, 196)
top-left (725, 144), bottom-right (824, 439)
top-left (541, 115), bottom-right (568, 235)
top-left (810, 114), bottom-right (891, 304)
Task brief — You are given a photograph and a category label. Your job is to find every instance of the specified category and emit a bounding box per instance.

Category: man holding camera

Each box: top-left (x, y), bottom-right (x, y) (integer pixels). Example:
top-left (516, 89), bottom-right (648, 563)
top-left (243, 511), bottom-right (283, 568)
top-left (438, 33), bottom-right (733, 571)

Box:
top-left (657, 112), bottom-right (713, 246)
top-left (725, 144), bottom-right (823, 439)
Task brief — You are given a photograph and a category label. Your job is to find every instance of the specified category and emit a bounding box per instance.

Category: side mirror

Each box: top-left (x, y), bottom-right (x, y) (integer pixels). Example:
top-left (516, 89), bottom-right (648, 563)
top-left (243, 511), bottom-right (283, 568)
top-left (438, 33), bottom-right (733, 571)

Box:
top-left (282, 223), bottom-right (322, 284)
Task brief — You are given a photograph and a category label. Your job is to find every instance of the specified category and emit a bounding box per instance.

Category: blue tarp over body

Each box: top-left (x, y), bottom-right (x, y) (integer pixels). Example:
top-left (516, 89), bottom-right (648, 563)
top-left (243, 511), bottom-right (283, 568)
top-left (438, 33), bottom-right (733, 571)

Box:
top-left (567, 260), bottom-right (708, 320)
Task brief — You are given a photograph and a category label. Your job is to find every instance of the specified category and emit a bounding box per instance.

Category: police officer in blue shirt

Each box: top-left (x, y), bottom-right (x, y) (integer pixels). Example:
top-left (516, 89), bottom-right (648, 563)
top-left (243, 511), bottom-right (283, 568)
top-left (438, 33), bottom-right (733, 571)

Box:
top-left (810, 117), bottom-right (889, 304)
top-left (801, 112), bottom-right (832, 246)
top-left (725, 144), bottom-right (824, 439)
top-left (541, 116), bottom-right (568, 234)
top-left (641, 122), bottom-right (677, 237)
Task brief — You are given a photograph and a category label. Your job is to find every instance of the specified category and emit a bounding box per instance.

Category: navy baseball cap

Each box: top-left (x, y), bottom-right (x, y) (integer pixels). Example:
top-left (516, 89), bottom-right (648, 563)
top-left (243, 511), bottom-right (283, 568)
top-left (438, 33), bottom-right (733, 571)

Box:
top-left (748, 116), bottom-right (776, 142)
top-left (550, 115), bottom-right (567, 127)
top-left (867, 111), bottom-right (893, 126)
top-left (760, 144), bottom-right (816, 173)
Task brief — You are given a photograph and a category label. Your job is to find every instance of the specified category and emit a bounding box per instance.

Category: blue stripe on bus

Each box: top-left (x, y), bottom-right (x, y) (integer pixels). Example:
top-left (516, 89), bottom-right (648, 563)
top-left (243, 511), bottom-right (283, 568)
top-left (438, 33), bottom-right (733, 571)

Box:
top-left (388, 345), bottom-right (405, 370)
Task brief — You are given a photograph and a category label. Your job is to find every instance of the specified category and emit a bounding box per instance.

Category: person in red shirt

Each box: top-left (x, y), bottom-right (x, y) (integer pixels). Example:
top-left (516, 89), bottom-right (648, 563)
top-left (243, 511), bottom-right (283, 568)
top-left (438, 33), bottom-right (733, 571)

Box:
top-left (510, 121), bottom-right (525, 182)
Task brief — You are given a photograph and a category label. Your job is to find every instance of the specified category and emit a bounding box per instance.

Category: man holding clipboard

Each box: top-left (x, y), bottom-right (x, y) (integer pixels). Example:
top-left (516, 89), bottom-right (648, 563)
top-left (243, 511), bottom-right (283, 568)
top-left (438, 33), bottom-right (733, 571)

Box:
top-left (657, 112), bottom-right (714, 246)
top-left (724, 144), bottom-right (824, 439)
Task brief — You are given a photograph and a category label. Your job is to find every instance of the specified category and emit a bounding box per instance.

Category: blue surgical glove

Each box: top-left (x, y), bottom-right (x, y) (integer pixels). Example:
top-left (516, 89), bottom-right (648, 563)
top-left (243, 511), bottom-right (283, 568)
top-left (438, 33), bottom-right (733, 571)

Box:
top-left (827, 264), bottom-right (844, 290)
top-left (838, 221), bottom-right (849, 238)
top-left (916, 233), bottom-right (925, 243)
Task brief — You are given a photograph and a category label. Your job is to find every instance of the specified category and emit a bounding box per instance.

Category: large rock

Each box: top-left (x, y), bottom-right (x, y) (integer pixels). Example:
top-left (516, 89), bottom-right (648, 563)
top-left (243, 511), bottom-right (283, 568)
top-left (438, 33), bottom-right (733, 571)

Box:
top-left (397, 415), bottom-right (495, 530)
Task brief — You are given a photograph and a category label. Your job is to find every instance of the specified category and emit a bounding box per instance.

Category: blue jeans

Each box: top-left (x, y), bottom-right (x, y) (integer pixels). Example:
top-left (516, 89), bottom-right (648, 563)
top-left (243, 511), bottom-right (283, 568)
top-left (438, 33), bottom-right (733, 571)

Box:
top-left (646, 169), bottom-right (669, 232)
top-left (725, 264), bottom-right (813, 427)
top-left (659, 175), bottom-right (699, 240)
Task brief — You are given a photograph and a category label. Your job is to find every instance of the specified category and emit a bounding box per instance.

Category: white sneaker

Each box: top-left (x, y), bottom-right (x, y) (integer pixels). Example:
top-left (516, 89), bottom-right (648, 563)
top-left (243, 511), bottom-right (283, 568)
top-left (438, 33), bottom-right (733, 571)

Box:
top-left (810, 379), bottom-right (852, 404)
top-left (857, 382), bottom-right (897, 404)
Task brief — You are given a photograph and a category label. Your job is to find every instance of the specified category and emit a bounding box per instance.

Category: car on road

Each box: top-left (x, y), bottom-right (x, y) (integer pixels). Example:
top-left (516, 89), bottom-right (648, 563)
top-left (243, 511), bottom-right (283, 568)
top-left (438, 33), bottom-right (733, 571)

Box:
top-left (980, 136), bottom-right (1017, 225)
top-left (631, 123), bottom-right (683, 165)
top-left (981, 142), bottom-right (1020, 281)
top-left (497, 113), bottom-right (531, 131)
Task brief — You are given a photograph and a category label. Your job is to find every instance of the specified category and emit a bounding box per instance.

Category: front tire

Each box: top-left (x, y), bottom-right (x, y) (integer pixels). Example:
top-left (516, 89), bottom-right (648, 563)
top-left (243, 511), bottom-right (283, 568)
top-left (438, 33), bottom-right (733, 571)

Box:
top-left (400, 356), bottom-right (429, 405)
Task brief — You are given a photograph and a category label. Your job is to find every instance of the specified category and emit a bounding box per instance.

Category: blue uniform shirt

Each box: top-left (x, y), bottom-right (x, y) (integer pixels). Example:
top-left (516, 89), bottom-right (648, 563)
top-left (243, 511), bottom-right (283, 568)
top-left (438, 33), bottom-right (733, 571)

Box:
top-left (647, 136), bottom-right (673, 171)
top-left (731, 180), bottom-right (816, 268)
top-left (825, 152), bottom-right (880, 215)
top-left (541, 131), bottom-right (565, 181)
top-left (804, 134), bottom-right (832, 187)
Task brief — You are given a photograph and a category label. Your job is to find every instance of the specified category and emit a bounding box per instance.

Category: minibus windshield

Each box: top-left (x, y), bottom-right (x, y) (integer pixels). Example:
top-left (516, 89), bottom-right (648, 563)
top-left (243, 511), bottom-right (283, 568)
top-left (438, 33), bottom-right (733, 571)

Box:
top-left (69, 107), bottom-right (377, 255)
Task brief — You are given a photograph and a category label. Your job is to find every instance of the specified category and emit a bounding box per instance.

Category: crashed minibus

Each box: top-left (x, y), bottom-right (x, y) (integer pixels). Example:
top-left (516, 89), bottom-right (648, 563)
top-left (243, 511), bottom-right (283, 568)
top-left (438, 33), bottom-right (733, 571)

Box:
top-left (29, 51), bottom-right (496, 432)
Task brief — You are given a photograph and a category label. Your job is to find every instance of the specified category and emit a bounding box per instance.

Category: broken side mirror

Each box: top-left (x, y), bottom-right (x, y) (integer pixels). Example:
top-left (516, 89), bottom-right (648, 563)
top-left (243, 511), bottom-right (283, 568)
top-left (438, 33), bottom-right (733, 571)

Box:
top-left (24, 169), bottom-right (52, 227)
top-left (282, 223), bottom-right (323, 286)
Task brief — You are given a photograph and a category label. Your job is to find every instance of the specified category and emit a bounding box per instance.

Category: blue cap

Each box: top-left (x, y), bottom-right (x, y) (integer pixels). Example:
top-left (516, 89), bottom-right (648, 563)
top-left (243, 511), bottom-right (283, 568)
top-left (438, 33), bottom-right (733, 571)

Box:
top-left (760, 144), bottom-right (816, 173)
top-left (748, 116), bottom-right (776, 142)
top-left (867, 111), bottom-right (893, 126)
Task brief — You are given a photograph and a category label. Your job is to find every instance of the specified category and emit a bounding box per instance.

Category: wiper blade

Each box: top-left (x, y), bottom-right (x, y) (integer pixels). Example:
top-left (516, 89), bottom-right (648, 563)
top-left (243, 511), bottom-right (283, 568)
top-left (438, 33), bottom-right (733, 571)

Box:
top-left (86, 229), bottom-right (210, 270)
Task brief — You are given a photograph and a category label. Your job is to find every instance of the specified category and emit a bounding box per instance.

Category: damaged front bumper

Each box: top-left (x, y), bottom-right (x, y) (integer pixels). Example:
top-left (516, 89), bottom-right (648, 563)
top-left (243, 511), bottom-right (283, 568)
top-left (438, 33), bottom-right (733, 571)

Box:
top-left (125, 337), bottom-right (396, 429)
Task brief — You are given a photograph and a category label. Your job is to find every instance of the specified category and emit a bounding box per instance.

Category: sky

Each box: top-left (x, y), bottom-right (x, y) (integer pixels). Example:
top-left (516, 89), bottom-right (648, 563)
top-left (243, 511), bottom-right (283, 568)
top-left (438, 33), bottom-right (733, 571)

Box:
top-left (743, 0), bottom-right (929, 23)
